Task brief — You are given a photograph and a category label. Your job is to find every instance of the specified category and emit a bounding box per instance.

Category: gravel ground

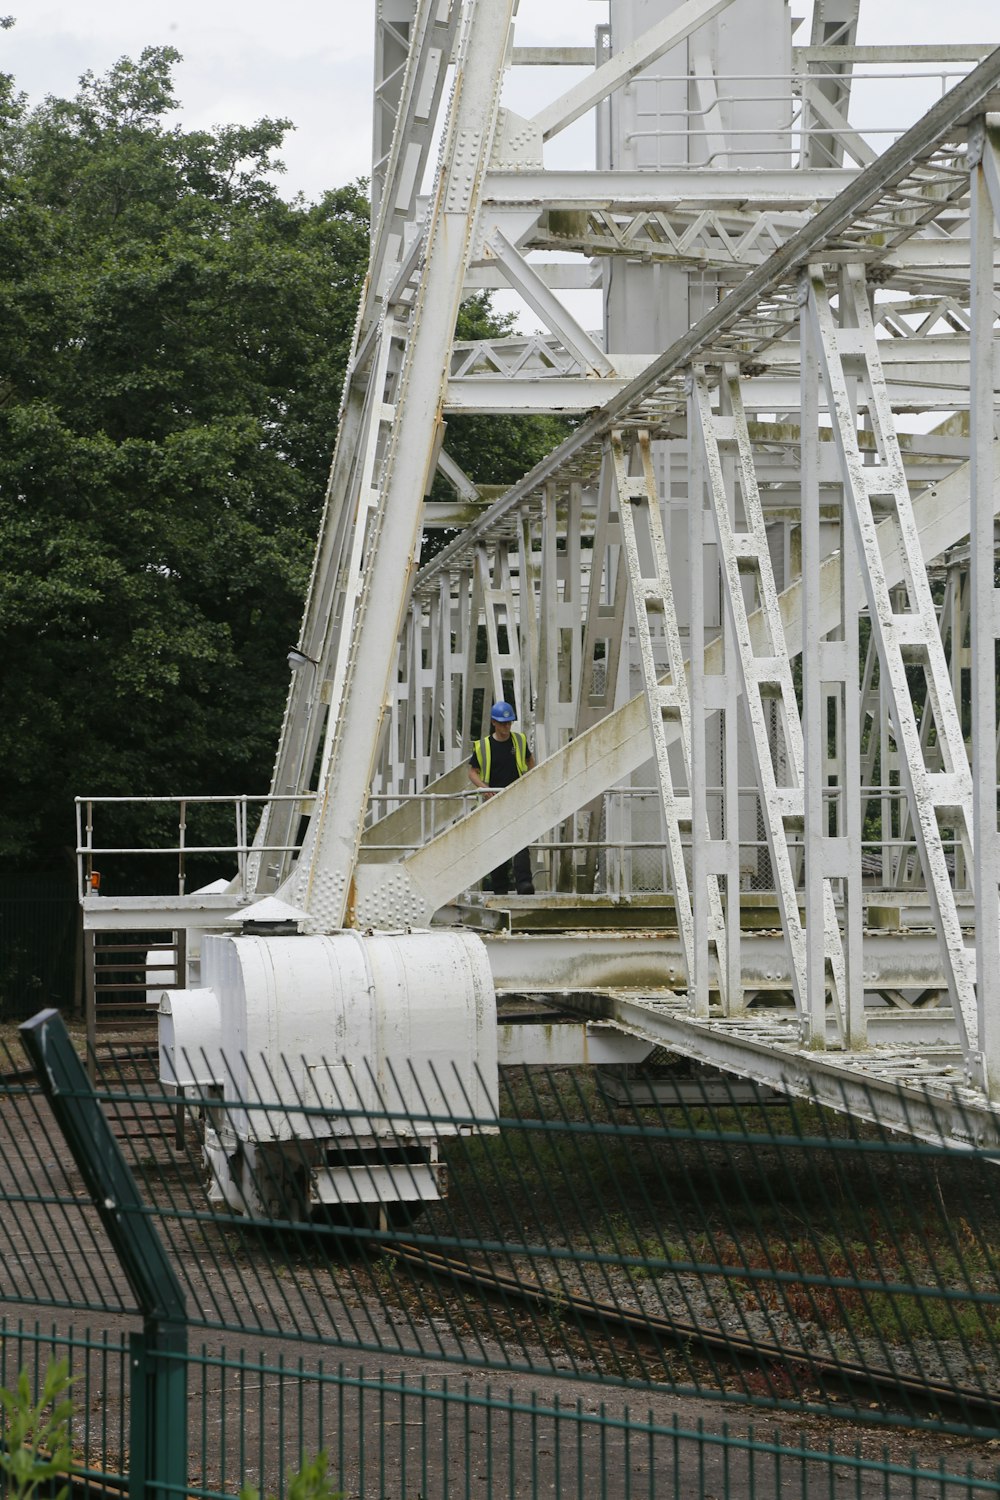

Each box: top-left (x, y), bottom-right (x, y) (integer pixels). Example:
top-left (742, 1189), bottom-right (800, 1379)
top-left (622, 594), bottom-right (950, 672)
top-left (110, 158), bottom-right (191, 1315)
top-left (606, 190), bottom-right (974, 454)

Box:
top-left (4, 1030), bottom-right (1000, 1497)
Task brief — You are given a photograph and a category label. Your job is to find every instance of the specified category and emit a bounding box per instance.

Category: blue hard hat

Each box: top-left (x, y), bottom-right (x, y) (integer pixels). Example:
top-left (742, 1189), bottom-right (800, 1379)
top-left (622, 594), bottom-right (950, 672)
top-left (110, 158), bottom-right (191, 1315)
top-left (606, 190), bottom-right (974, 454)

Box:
top-left (490, 701), bottom-right (516, 723)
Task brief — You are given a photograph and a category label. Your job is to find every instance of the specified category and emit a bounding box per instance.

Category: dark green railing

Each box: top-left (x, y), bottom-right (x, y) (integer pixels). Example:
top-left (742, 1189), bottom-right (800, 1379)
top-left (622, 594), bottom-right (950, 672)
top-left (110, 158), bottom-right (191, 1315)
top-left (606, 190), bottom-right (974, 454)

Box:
top-left (4, 1012), bottom-right (1000, 1496)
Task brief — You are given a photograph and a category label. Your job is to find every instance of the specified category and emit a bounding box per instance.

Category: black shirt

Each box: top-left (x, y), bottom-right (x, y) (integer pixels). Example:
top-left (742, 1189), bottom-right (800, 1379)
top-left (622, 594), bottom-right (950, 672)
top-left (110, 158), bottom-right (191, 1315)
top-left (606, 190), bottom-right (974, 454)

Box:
top-left (470, 734), bottom-right (531, 789)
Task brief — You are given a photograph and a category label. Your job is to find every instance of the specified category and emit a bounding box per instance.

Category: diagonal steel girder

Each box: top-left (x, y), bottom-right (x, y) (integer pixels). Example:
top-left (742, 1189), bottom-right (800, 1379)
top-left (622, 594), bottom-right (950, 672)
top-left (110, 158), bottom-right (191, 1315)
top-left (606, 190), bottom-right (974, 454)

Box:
top-left (275, 0), bottom-right (520, 928)
top-left (355, 54), bottom-right (1000, 949)
top-left (354, 450), bottom-right (1000, 924)
top-left (248, 0), bottom-right (463, 897)
top-left (808, 262), bottom-right (979, 1068)
top-left (416, 43), bottom-right (1000, 598)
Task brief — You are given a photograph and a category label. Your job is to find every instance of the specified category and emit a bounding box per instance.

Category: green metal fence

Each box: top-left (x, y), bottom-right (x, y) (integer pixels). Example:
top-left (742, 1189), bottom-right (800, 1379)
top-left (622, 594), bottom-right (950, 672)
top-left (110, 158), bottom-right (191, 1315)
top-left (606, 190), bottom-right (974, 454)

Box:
top-left (4, 1013), bottom-right (1000, 1497)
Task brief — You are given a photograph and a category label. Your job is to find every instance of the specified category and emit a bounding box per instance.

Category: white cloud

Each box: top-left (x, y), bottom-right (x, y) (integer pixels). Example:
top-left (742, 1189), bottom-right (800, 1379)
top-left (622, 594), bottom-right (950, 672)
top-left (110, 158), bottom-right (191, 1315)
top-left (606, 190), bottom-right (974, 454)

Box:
top-left (3, 0), bottom-right (373, 199)
top-left (3, 0), bottom-right (996, 204)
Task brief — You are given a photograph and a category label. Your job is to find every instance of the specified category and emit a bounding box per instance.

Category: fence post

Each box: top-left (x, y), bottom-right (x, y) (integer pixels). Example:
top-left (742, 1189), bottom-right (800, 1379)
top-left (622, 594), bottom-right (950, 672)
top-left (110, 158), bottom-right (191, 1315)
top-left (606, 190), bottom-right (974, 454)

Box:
top-left (19, 1008), bottom-right (188, 1500)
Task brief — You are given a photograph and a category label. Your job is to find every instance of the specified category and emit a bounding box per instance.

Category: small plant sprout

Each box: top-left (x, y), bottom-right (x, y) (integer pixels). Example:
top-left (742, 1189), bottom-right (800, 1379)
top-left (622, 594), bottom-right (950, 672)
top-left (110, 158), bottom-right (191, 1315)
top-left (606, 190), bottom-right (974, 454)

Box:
top-left (0, 1359), bottom-right (76, 1500)
top-left (240, 1448), bottom-right (343, 1500)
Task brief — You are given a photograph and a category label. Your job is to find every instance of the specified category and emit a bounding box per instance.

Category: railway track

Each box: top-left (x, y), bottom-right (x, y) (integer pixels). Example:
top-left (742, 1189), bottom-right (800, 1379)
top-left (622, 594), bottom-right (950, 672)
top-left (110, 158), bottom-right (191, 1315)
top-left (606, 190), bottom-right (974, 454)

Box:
top-left (1, 1039), bottom-right (184, 1145)
top-left (6, 1042), bottom-right (999, 1432)
top-left (387, 1241), bottom-right (1000, 1430)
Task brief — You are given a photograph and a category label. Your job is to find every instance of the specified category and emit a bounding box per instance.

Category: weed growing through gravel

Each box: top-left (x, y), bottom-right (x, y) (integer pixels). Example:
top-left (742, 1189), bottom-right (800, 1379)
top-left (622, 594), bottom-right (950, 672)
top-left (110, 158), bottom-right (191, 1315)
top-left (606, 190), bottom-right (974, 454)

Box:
top-left (0, 1359), bottom-right (75, 1500)
top-left (437, 1064), bottom-right (1000, 1359)
top-left (240, 1449), bottom-right (343, 1500)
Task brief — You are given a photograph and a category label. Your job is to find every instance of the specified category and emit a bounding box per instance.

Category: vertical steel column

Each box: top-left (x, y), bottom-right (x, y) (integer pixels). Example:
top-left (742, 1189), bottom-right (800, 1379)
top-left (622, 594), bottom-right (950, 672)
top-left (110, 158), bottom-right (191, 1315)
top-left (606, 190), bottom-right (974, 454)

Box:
top-left (389, 592), bottom-right (435, 798)
top-left (19, 1010), bottom-right (187, 1500)
top-left (411, 593), bottom-right (435, 791)
top-left (611, 426), bottom-right (728, 1008)
top-left (558, 485), bottom-right (585, 747)
top-left (576, 454), bottom-right (627, 741)
top-left (801, 280), bottom-right (866, 1045)
top-left (425, 579), bottom-right (452, 783)
top-left (575, 452), bottom-right (629, 891)
top-left (687, 389), bottom-right (741, 1016)
top-left (535, 482), bottom-right (585, 760)
top-left (481, 542), bottom-right (523, 713)
top-left (801, 293), bottom-right (830, 1044)
top-left (968, 114), bottom-right (1000, 1095)
top-left (516, 508), bottom-right (543, 754)
top-left (808, 262), bottom-right (979, 1072)
top-left (692, 364), bottom-right (848, 1040)
top-left (84, 930), bottom-right (97, 1084)
top-left (536, 482), bottom-right (561, 761)
top-left (450, 564), bottom-right (476, 766)
top-left (462, 548), bottom-right (491, 749)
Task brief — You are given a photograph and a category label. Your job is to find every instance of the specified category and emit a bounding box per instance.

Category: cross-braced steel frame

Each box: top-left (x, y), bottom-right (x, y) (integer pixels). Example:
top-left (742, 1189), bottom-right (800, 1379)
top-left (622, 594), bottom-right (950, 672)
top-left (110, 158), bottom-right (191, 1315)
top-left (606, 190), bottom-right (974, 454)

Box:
top-left (242, 2), bottom-right (1000, 1138)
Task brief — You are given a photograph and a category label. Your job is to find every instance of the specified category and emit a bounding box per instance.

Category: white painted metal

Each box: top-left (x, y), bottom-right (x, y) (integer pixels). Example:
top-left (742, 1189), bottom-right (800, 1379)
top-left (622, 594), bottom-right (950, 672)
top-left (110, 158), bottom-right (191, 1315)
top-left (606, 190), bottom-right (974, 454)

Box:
top-left (687, 391), bottom-right (743, 1018)
top-left (611, 426), bottom-right (727, 1009)
top-left (483, 167), bottom-right (859, 208)
top-left (280, 0), bottom-right (520, 929)
top-left (249, 0), bottom-right (464, 899)
top-left (691, 364), bottom-right (848, 1041)
top-left (484, 229), bottom-right (616, 378)
top-left (799, 299), bottom-right (866, 1047)
top-left (807, 263), bottom-right (979, 1070)
top-left (158, 989), bottom-right (222, 1087)
top-left (78, 5), bottom-right (1000, 1142)
top-left (351, 450), bottom-right (1000, 928)
top-left (798, 0), bottom-right (862, 171)
top-left (160, 929), bottom-right (498, 1214)
top-left (530, 0), bottom-right (739, 142)
top-left (969, 114), bottom-right (1000, 1097)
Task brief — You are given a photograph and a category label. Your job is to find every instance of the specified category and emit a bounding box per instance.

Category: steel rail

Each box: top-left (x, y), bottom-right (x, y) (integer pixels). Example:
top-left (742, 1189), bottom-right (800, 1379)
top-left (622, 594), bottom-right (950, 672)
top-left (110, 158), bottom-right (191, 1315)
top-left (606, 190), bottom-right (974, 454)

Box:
top-left (415, 43), bottom-right (1000, 596)
top-left (389, 1240), bottom-right (1000, 1428)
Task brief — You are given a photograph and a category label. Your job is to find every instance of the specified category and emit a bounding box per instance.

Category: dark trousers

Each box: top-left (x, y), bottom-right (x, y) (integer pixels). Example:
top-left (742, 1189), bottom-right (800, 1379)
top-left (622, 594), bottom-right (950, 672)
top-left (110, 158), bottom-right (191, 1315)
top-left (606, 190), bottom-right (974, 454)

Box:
top-left (489, 847), bottom-right (533, 894)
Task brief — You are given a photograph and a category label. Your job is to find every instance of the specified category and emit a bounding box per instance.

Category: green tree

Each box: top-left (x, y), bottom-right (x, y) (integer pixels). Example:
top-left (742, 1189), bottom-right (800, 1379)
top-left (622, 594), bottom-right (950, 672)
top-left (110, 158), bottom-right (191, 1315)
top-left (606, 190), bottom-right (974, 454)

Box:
top-left (0, 49), bottom-right (569, 880)
top-left (423, 292), bottom-right (574, 565)
top-left (447, 291), bottom-right (573, 486)
top-left (0, 48), bottom-right (369, 869)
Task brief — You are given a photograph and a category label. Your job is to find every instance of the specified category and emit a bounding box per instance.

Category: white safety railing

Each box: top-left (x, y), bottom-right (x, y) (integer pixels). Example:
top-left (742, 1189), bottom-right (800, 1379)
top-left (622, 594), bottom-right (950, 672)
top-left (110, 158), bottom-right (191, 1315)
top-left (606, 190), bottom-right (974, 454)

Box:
top-left (624, 65), bottom-right (977, 168)
top-left (75, 794), bottom-right (314, 900)
top-left (76, 784), bottom-right (974, 904)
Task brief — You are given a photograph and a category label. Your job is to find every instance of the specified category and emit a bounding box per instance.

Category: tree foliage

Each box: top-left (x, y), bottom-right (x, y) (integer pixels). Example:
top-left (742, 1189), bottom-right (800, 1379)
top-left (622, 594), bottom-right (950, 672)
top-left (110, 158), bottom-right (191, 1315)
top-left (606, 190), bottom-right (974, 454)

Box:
top-left (0, 48), bottom-right (570, 871)
top-left (447, 293), bottom-right (572, 486)
top-left (0, 48), bottom-right (369, 863)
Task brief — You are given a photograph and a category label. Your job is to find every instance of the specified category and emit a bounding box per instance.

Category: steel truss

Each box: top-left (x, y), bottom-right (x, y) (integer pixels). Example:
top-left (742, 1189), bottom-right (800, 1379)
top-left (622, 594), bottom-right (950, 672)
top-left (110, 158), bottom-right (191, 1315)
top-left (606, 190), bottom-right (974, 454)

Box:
top-left (84, 3), bottom-right (999, 1137)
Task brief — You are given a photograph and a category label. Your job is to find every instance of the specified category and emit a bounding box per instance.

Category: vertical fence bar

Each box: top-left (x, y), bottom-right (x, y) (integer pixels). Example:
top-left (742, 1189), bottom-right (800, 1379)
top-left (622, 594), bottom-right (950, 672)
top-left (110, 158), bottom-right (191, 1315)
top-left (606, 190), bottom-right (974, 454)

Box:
top-left (19, 1008), bottom-right (188, 1500)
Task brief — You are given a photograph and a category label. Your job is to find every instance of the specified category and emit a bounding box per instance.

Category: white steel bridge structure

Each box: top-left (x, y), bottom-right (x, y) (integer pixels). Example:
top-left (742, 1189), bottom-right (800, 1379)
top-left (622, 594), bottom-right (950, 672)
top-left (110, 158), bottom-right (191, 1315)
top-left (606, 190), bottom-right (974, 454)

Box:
top-left (80, 0), bottom-right (1000, 1156)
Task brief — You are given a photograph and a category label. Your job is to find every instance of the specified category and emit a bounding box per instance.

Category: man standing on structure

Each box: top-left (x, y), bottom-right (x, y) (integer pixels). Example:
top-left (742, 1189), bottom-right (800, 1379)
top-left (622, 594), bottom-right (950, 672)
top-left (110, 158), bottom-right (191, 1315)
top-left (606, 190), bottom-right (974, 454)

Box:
top-left (468, 701), bottom-right (535, 895)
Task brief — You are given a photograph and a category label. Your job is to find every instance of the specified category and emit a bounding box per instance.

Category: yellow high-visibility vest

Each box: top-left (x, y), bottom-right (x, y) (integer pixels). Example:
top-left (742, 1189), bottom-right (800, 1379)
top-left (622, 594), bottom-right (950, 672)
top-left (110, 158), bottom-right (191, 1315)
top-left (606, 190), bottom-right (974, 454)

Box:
top-left (474, 732), bottom-right (528, 783)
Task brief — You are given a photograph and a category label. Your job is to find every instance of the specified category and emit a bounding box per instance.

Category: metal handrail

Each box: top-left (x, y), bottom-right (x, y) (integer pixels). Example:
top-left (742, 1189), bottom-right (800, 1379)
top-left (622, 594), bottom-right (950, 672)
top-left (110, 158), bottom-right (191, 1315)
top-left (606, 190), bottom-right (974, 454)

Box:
top-left (75, 793), bottom-right (314, 900)
top-left (75, 782), bottom-right (980, 902)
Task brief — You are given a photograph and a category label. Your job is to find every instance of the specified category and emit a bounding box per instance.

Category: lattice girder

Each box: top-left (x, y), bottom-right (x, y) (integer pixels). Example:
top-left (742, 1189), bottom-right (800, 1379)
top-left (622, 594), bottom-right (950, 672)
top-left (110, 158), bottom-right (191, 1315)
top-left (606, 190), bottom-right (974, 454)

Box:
top-left (807, 261), bottom-right (979, 1066)
top-left (691, 366), bottom-right (848, 1041)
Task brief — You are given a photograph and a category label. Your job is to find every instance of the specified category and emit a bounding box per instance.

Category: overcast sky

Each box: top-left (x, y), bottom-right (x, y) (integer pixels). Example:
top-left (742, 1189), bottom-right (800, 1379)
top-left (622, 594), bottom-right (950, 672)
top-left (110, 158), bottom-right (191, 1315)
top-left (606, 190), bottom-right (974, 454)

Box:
top-left (3, 1), bottom-right (996, 204)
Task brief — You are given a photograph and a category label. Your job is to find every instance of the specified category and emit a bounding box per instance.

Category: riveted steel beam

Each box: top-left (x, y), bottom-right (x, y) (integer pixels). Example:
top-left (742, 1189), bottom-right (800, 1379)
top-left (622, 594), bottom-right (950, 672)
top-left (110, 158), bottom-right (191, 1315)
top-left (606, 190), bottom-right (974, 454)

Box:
top-left (968, 113), bottom-right (1000, 1096)
top-left (807, 263), bottom-right (979, 1076)
top-left (280, 0), bottom-right (520, 929)
top-left (691, 364), bottom-right (849, 1042)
